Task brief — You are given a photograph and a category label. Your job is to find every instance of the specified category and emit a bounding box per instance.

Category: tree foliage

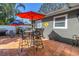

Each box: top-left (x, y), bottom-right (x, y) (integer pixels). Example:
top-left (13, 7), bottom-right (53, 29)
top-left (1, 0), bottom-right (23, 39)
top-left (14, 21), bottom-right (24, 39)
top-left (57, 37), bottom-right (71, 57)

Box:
top-left (0, 3), bottom-right (16, 25)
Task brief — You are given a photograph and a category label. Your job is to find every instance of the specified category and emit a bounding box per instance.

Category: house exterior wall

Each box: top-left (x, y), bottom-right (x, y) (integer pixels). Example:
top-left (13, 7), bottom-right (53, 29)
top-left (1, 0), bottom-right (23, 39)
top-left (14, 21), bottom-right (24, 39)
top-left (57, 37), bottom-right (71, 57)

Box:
top-left (42, 17), bottom-right (53, 39)
top-left (42, 10), bottom-right (79, 41)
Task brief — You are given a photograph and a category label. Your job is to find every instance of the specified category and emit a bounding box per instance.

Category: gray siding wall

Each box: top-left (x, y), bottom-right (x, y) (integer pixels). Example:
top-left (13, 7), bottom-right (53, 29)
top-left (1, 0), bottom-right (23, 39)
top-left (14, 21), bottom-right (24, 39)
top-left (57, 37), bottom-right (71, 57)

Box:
top-left (42, 10), bottom-right (79, 41)
top-left (43, 17), bottom-right (53, 39)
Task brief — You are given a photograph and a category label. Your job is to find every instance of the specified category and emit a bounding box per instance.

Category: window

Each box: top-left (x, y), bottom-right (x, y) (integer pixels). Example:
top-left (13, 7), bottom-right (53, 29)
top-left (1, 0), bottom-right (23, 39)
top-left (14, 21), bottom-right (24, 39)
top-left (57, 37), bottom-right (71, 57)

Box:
top-left (53, 14), bottom-right (68, 29)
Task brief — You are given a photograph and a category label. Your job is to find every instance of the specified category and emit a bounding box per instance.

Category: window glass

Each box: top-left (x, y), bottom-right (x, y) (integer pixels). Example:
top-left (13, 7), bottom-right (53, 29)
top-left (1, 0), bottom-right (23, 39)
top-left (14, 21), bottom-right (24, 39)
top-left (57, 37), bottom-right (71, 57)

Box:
top-left (55, 17), bottom-right (65, 27)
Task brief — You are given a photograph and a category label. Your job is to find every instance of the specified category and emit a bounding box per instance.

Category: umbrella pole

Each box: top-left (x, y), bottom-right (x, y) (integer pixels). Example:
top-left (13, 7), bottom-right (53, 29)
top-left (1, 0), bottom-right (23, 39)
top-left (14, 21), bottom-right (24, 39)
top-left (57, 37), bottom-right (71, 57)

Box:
top-left (32, 20), bottom-right (35, 44)
top-left (31, 20), bottom-right (36, 55)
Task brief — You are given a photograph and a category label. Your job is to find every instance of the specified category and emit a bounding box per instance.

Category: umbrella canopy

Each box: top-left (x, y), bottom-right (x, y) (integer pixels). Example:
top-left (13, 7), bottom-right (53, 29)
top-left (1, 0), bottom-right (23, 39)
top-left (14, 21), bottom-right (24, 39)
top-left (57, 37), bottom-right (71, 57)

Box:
top-left (9, 20), bottom-right (24, 26)
top-left (16, 11), bottom-right (45, 20)
top-left (9, 24), bottom-right (23, 26)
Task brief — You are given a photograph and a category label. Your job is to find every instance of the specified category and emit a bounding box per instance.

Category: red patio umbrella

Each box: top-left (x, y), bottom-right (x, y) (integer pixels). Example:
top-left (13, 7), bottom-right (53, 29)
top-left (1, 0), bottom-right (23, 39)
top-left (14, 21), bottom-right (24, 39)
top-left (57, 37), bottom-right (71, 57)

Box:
top-left (9, 20), bottom-right (24, 26)
top-left (16, 11), bottom-right (45, 20)
top-left (16, 11), bottom-right (45, 30)
top-left (9, 24), bottom-right (23, 26)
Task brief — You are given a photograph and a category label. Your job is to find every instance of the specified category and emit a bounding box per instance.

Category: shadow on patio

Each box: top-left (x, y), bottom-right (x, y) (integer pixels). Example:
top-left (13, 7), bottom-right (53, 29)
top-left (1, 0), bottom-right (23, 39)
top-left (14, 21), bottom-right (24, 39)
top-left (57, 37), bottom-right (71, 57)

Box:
top-left (48, 30), bottom-right (79, 46)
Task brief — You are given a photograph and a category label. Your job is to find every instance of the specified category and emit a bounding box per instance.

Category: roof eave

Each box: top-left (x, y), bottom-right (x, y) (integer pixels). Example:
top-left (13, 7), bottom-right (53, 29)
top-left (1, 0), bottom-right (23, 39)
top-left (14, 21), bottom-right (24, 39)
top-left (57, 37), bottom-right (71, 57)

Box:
top-left (45, 6), bottom-right (79, 18)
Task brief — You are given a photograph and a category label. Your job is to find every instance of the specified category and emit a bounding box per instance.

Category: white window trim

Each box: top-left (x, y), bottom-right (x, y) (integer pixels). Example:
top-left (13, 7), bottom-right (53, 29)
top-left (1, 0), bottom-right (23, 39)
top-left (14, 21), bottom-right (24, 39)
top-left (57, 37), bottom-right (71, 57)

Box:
top-left (53, 14), bottom-right (68, 29)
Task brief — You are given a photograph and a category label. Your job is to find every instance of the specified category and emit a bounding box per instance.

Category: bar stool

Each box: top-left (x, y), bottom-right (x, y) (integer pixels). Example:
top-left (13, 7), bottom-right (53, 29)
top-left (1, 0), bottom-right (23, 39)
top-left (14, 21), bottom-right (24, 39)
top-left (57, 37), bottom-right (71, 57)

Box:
top-left (34, 29), bottom-right (44, 51)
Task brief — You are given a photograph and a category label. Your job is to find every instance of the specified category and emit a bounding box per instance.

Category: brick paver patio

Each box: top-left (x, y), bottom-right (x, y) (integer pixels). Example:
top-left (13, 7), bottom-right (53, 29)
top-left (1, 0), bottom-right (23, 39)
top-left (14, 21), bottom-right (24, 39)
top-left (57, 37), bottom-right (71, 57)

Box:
top-left (0, 36), bottom-right (79, 56)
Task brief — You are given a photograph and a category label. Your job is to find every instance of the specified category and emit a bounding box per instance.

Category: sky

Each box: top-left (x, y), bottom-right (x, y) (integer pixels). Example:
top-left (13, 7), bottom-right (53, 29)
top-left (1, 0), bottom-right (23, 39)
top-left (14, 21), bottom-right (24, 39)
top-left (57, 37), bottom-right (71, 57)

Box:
top-left (16, 3), bottom-right (42, 24)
